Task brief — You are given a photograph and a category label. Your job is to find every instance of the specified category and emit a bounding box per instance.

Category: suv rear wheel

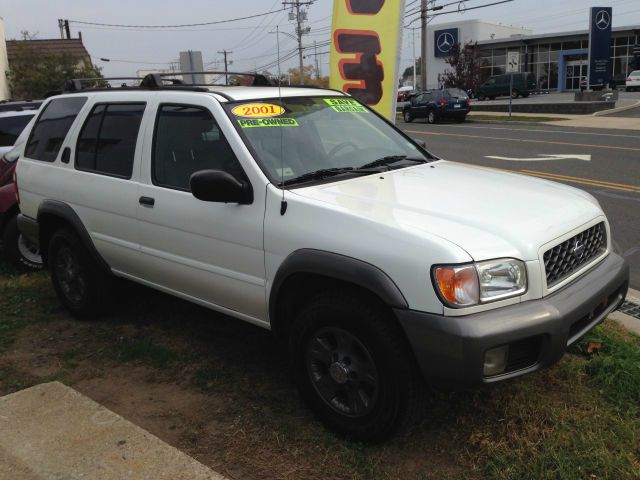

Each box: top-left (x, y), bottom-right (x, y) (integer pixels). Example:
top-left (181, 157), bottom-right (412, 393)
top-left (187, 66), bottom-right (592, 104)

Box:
top-left (48, 228), bottom-right (113, 317)
top-left (2, 216), bottom-right (43, 271)
top-left (289, 291), bottom-right (425, 441)
top-left (511, 89), bottom-right (519, 99)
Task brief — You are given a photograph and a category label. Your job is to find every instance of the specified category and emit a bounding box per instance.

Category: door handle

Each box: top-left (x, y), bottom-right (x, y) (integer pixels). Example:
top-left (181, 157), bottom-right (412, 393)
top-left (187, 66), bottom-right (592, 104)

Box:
top-left (139, 196), bottom-right (155, 207)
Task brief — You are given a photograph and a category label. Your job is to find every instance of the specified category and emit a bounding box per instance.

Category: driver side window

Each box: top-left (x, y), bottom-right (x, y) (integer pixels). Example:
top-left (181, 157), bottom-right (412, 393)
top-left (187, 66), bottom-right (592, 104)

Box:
top-left (152, 104), bottom-right (244, 191)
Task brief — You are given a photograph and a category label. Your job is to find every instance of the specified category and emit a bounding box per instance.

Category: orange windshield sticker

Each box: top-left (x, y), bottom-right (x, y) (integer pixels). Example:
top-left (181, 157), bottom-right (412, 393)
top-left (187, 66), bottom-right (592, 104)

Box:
top-left (231, 103), bottom-right (285, 118)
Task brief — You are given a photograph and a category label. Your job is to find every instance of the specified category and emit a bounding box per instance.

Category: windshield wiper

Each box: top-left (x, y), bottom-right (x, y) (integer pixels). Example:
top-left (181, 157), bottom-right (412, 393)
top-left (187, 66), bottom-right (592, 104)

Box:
top-left (282, 167), bottom-right (380, 186)
top-left (358, 155), bottom-right (428, 170)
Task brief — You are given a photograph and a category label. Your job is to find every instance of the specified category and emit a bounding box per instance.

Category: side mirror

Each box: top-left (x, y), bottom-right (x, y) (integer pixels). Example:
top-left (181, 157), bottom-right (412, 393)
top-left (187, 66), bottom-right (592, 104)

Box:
top-left (412, 138), bottom-right (427, 148)
top-left (190, 170), bottom-right (253, 204)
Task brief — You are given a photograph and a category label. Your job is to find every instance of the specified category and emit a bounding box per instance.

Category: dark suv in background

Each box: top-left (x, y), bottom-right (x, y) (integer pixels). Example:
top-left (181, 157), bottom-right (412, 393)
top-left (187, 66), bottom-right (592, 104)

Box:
top-left (476, 73), bottom-right (537, 100)
top-left (403, 88), bottom-right (470, 124)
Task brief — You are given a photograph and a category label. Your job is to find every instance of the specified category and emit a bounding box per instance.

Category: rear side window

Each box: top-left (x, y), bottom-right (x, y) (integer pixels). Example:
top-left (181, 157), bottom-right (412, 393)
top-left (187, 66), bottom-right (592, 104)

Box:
top-left (152, 104), bottom-right (243, 191)
top-left (0, 114), bottom-right (34, 147)
top-left (76, 103), bottom-right (145, 178)
top-left (25, 97), bottom-right (87, 162)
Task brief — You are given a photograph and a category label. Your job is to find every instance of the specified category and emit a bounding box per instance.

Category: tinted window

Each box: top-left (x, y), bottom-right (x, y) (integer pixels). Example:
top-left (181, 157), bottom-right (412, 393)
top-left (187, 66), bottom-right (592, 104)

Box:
top-left (153, 105), bottom-right (243, 191)
top-left (0, 115), bottom-right (34, 147)
top-left (25, 97), bottom-right (87, 162)
top-left (76, 103), bottom-right (145, 178)
top-left (446, 89), bottom-right (468, 99)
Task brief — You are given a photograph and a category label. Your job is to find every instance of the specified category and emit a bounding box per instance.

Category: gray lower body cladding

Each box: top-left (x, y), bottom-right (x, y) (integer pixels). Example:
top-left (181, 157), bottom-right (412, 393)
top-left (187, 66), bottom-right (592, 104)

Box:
top-left (396, 253), bottom-right (629, 388)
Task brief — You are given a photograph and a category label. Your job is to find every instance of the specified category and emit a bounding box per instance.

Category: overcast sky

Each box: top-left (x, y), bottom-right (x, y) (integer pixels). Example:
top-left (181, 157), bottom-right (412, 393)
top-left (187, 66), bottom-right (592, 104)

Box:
top-left (2, 0), bottom-right (639, 78)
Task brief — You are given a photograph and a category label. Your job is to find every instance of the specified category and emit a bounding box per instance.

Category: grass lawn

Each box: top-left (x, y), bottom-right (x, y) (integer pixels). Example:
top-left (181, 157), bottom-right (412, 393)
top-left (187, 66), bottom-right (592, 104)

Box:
top-left (1, 268), bottom-right (639, 479)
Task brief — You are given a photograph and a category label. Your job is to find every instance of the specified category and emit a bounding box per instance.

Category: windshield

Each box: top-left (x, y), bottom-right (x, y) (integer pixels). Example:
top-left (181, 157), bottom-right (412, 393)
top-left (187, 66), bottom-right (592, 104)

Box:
top-left (224, 96), bottom-right (432, 186)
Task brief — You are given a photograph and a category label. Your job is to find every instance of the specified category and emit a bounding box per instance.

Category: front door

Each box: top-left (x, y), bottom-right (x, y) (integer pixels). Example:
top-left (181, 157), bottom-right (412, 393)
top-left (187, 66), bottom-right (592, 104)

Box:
top-left (135, 93), bottom-right (267, 323)
top-left (566, 60), bottom-right (587, 91)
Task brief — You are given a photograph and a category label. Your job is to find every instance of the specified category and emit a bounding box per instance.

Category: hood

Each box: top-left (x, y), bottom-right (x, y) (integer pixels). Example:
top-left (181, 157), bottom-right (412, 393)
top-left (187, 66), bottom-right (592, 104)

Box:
top-left (292, 161), bottom-right (604, 261)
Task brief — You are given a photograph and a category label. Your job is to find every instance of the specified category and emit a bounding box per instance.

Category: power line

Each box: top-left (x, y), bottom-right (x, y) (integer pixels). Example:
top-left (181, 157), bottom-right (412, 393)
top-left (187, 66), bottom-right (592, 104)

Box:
top-left (67, 7), bottom-right (288, 29)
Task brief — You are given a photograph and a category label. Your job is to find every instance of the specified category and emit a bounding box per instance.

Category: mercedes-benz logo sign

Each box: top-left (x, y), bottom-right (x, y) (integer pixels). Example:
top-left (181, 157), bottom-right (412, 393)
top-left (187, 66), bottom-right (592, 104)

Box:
top-left (437, 33), bottom-right (455, 53)
top-left (572, 240), bottom-right (586, 259)
top-left (595, 10), bottom-right (610, 30)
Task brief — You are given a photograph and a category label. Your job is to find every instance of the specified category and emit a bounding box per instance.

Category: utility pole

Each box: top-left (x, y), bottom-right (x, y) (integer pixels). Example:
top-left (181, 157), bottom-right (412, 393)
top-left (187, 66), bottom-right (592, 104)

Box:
top-left (283, 0), bottom-right (312, 85)
top-left (218, 50), bottom-right (232, 85)
top-left (57, 19), bottom-right (65, 39)
top-left (314, 40), bottom-right (320, 79)
top-left (420, 0), bottom-right (428, 91)
top-left (412, 28), bottom-right (417, 88)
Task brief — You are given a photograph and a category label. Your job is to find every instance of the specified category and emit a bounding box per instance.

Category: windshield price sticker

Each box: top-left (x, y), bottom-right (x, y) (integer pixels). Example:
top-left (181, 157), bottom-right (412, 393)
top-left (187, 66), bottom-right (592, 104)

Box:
top-left (323, 98), bottom-right (367, 113)
top-left (232, 103), bottom-right (285, 118)
top-left (237, 118), bottom-right (299, 128)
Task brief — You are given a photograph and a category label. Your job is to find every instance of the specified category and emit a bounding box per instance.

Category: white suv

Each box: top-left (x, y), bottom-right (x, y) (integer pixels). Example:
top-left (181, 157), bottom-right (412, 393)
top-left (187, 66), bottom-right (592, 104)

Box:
top-left (15, 76), bottom-right (629, 441)
top-left (626, 70), bottom-right (640, 92)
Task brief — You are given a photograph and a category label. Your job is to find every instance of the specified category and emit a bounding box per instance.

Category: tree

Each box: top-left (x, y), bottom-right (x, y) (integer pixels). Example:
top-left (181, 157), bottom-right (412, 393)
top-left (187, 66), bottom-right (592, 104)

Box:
top-left (285, 65), bottom-right (328, 87)
top-left (441, 42), bottom-right (482, 93)
top-left (402, 58), bottom-right (421, 81)
top-left (6, 37), bottom-right (103, 100)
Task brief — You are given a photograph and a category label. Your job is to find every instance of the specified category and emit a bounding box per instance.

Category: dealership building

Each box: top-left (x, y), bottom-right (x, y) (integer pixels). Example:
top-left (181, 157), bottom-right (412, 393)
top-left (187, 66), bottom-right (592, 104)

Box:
top-left (426, 17), bottom-right (640, 91)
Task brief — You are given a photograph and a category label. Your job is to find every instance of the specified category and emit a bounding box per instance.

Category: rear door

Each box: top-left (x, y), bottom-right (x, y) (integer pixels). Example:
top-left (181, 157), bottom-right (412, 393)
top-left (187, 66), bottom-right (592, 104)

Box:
top-left (135, 93), bottom-right (268, 323)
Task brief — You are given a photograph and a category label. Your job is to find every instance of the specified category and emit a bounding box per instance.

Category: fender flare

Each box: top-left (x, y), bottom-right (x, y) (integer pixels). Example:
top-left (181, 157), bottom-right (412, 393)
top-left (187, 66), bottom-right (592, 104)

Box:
top-left (269, 249), bottom-right (408, 330)
top-left (37, 200), bottom-right (111, 274)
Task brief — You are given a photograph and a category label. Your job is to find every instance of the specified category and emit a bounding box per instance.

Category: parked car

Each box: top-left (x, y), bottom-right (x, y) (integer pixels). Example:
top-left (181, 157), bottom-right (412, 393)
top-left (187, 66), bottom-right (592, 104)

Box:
top-left (609, 72), bottom-right (628, 90)
top-left (15, 77), bottom-right (629, 441)
top-left (0, 111), bottom-right (43, 271)
top-left (0, 106), bottom-right (40, 157)
top-left (626, 70), bottom-right (640, 91)
top-left (397, 86), bottom-right (415, 102)
top-left (403, 88), bottom-right (470, 124)
top-left (476, 72), bottom-right (537, 100)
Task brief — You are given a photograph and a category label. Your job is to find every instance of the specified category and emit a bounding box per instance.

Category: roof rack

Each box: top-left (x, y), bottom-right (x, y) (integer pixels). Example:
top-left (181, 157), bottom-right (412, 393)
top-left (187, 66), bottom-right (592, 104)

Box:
top-left (62, 71), bottom-right (273, 93)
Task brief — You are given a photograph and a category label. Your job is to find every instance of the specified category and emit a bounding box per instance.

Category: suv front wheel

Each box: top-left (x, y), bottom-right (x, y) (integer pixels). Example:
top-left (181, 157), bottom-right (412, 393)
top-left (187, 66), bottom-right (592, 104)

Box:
top-left (49, 228), bottom-right (113, 317)
top-left (289, 291), bottom-right (425, 441)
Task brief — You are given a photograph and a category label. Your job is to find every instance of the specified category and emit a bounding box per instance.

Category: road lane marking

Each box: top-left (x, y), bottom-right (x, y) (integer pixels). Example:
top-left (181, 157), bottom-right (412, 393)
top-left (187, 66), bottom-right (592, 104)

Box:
top-left (519, 170), bottom-right (640, 190)
top-left (486, 154), bottom-right (591, 162)
top-left (404, 130), bottom-right (640, 152)
top-left (517, 170), bottom-right (640, 192)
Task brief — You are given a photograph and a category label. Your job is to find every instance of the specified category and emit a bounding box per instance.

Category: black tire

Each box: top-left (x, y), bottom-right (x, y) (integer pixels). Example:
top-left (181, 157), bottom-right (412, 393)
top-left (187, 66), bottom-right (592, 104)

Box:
top-left (511, 89), bottom-right (519, 99)
top-left (48, 228), bottom-right (113, 318)
top-left (403, 110), bottom-right (413, 123)
top-left (477, 93), bottom-right (486, 101)
top-left (522, 92), bottom-right (530, 98)
top-left (427, 111), bottom-right (438, 124)
top-left (1, 215), bottom-right (43, 271)
top-left (489, 96), bottom-right (496, 100)
top-left (289, 291), bottom-right (425, 442)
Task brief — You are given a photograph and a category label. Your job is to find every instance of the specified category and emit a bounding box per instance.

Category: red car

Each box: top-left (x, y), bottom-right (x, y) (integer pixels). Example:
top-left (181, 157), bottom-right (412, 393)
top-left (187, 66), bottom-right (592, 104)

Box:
top-left (0, 140), bottom-right (42, 271)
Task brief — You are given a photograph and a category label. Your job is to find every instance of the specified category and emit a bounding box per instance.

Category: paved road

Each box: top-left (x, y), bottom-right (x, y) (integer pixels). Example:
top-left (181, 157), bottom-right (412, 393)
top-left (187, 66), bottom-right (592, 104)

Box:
top-left (399, 119), bottom-right (640, 289)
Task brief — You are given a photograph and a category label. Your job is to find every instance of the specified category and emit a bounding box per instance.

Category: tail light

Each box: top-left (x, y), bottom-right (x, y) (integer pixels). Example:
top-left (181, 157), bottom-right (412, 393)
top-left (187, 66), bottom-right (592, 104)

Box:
top-left (13, 170), bottom-right (19, 204)
top-left (439, 99), bottom-right (447, 106)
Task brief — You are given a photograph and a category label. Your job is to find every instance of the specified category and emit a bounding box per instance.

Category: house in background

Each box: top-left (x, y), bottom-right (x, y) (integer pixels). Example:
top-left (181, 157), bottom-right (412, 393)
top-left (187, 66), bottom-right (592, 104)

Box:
top-left (0, 15), bottom-right (91, 101)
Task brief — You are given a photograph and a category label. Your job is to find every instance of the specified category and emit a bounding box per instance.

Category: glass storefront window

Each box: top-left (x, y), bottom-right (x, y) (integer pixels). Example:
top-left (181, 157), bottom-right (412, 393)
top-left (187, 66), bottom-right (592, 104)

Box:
top-left (550, 42), bottom-right (562, 51)
top-left (550, 50), bottom-right (559, 62)
top-left (563, 40), bottom-right (581, 50)
top-left (537, 44), bottom-right (550, 62)
top-left (615, 36), bottom-right (629, 47)
top-left (549, 63), bottom-right (558, 89)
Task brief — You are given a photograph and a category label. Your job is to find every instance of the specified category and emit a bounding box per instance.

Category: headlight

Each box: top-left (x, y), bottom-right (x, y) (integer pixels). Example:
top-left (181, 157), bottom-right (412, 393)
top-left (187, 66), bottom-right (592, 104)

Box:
top-left (433, 259), bottom-right (527, 307)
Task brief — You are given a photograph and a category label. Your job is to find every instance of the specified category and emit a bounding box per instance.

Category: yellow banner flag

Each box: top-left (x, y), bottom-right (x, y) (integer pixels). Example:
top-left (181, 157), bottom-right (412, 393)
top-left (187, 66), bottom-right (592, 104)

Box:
top-left (329, 0), bottom-right (406, 121)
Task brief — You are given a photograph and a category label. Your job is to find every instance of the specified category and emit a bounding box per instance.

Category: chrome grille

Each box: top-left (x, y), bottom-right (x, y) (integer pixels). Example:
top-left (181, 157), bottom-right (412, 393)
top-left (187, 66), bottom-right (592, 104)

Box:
top-left (543, 223), bottom-right (607, 288)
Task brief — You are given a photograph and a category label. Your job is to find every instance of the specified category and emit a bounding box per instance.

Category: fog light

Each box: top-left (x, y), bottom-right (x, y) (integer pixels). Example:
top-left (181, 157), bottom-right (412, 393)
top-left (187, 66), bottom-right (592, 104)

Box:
top-left (484, 345), bottom-right (509, 376)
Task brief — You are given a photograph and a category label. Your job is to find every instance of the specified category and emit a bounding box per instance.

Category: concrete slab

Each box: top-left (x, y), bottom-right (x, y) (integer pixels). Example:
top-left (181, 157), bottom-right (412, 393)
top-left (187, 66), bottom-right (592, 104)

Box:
top-left (0, 382), bottom-right (226, 480)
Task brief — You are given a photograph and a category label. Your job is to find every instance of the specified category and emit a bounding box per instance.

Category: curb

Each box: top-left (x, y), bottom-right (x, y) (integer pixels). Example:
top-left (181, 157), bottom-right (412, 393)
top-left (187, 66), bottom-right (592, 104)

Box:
top-left (593, 100), bottom-right (640, 116)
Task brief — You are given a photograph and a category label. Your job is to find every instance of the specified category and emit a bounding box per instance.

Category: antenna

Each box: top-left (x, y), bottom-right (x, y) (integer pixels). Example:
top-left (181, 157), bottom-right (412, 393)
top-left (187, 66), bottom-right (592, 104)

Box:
top-left (275, 25), bottom-right (288, 215)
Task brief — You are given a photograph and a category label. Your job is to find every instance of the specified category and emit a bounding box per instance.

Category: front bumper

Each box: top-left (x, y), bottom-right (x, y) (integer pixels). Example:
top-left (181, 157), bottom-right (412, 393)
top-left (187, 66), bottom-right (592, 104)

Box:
top-left (395, 252), bottom-right (629, 388)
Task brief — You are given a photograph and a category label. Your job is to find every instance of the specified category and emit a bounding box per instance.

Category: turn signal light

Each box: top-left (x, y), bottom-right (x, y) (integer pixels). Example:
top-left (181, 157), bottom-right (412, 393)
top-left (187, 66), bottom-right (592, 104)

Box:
top-left (434, 265), bottom-right (479, 307)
